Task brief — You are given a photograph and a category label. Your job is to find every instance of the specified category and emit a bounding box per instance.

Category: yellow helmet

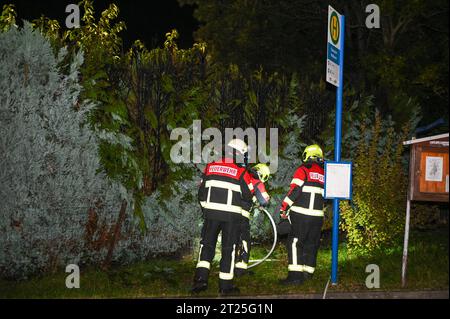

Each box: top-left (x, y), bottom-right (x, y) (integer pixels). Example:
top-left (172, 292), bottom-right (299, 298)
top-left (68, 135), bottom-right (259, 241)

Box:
top-left (302, 144), bottom-right (323, 162)
top-left (254, 163), bottom-right (270, 182)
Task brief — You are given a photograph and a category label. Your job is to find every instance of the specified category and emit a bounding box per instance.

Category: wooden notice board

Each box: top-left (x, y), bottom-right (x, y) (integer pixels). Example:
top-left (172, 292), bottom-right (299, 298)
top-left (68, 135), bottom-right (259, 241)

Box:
top-left (405, 134), bottom-right (449, 202)
top-left (402, 133), bottom-right (448, 287)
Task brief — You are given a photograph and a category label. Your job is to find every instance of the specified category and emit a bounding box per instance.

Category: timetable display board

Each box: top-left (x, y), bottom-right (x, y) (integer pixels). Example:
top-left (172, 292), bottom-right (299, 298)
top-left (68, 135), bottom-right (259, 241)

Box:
top-left (324, 161), bottom-right (352, 200)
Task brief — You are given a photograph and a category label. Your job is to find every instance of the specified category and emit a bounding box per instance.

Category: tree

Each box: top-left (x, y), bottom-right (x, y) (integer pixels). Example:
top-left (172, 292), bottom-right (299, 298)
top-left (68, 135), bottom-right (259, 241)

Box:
top-left (344, 0), bottom-right (449, 125)
top-left (119, 32), bottom-right (207, 202)
top-left (0, 3), bottom-right (16, 32)
top-left (179, 0), bottom-right (326, 75)
top-left (180, 0), bottom-right (449, 127)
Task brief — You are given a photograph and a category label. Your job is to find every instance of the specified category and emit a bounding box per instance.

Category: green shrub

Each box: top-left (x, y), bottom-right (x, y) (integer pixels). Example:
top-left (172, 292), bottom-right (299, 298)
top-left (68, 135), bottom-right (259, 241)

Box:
top-left (410, 203), bottom-right (444, 230)
top-left (340, 112), bottom-right (409, 254)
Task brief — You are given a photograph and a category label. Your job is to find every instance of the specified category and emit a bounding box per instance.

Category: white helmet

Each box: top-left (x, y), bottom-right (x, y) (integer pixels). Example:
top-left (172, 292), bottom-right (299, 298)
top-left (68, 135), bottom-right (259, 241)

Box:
top-left (227, 139), bottom-right (248, 155)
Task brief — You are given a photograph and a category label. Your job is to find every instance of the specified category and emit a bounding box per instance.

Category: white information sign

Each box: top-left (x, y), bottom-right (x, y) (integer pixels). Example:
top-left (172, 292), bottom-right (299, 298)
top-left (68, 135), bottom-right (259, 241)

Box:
top-left (324, 162), bottom-right (352, 200)
top-left (425, 156), bottom-right (443, 182)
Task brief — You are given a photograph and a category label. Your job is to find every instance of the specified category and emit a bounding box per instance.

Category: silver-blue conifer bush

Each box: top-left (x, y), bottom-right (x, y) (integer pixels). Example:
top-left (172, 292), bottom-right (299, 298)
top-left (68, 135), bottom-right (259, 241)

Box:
top-left (0, 23), bottom-right (133, 278)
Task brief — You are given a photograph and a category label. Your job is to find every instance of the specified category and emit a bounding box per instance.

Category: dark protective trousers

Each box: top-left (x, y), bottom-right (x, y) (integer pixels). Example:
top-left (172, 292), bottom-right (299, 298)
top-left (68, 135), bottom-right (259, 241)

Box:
top-left (235, 216), bottom-right (251, 273)
top-left (287, 213), bottom-right (323, 278)
top-left (194, 218), bottom-right (241, 290)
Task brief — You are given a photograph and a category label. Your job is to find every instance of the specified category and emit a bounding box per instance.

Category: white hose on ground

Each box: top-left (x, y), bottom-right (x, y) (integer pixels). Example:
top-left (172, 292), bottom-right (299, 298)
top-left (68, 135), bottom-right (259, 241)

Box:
top-left (248, 206), bottom-right (278, 269)
top-left (322, 277), bottom-right (331, 299)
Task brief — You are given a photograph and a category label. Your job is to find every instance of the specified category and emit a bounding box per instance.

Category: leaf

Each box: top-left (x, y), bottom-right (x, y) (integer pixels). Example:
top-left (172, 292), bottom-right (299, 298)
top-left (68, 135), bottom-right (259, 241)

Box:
top-left (249, 90), bottom-right (257, 106)
top-left (161, 74), bottom-right (174, 93)
top-left (144, 109), bottom-right (158, 129)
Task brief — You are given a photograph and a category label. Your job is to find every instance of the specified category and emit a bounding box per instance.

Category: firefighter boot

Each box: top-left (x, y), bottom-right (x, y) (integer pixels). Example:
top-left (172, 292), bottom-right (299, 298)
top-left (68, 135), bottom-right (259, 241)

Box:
top-left (219, 279), bottom-right (240, 296)
top-left (303, 272), bottom-right (314, 282)
top-left (219, 286), bottom-right (241, 296)
top-left (279, 272), bottom-right (305, 286)
top-left (191, 271), bottom-right (208, 294)
top-left (191, 280), bottom-right (208, 294)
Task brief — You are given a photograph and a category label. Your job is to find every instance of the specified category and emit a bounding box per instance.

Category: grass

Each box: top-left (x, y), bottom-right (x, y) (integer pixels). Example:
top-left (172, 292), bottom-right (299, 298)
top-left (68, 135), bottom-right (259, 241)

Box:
top-left (0, 228), bottom-right (448, 298)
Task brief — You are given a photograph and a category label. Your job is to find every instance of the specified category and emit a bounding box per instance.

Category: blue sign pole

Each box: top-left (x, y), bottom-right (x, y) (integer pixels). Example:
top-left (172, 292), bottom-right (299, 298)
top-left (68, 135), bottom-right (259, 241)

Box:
top-left (331, 14), bottom-right (345, 285)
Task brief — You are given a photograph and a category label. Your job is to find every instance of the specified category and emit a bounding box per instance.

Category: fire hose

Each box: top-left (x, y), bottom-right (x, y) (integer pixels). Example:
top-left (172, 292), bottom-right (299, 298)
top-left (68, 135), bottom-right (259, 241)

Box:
top-left (247, 206), bottom-right (279, 269)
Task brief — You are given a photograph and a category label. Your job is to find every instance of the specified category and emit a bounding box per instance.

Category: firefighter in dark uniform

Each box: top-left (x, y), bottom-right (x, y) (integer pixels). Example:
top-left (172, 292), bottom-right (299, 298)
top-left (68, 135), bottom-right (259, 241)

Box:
top-left (192, 139), bottom-right (254, 295)
top-left (279, 144), bottom-right (325, 285)
top-left (235, 163), bottom-right (271, 276)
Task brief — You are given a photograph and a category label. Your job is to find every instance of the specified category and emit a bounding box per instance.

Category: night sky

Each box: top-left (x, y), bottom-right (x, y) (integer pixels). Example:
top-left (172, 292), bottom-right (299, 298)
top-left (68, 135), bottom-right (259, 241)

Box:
top-left (5, 0), bottom-right (199, 49)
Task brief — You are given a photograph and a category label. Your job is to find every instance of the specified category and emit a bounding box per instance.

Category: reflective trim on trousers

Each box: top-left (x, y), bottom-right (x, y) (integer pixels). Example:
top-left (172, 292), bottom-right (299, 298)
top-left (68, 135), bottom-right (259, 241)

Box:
top-left (219, 244), bottom-right (236, 281)
top-left (242, 240), bottom-right (248, 254)
top-left (197, 244), bottom-right (203, 263)
top-left (235, 262), bottom-right (248, 270)
top-left (196, 244), bottom-right (210, 269)
top-left (303, 265), bottom-right (315, 274)
top-left (196, 261), bottom-right (211, 269)
top-left (219, 272), bottom-right (233, 280)
top-left (288, 264), bottom-right (304, 272)
top-left (291, 237), bottom-right (299, 268)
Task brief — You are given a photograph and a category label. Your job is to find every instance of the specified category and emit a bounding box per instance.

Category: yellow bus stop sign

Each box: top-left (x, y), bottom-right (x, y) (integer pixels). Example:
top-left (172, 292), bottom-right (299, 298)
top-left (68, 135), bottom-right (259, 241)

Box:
top-left (326, 6), bottom-right (342, 87)
top-left (330, 11), bottom-right (340, 45)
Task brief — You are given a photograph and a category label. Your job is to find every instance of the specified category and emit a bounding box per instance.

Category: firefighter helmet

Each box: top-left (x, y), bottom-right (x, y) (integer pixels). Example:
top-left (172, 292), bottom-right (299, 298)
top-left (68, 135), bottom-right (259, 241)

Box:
top-left (254, 163), bottom-right (270, 182)
top-left (302, 144), bottom-right (323, 162)
top-left (227, 139), bottom-right (248, 155)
